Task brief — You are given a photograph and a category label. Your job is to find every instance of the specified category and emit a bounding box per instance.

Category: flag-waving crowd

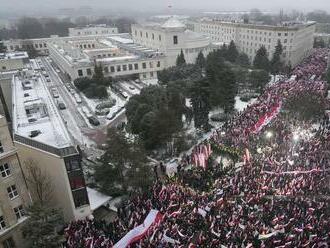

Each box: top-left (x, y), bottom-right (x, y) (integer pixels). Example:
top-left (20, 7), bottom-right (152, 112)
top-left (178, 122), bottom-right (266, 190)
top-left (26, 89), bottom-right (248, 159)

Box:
top-left (65, 49), bottom-right (330, 248)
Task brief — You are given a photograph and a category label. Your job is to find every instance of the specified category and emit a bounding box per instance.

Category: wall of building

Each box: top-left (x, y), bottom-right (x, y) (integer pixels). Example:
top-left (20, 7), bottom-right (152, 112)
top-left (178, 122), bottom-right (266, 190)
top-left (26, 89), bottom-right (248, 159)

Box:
top-left (14, 142), bottom-right (91, 222)
top-left (0, 117), bottom-right (31, 248)
top-left (69, 27), bottom-right (118, 37)
top-left (193, 21), bottom-right (316, 66)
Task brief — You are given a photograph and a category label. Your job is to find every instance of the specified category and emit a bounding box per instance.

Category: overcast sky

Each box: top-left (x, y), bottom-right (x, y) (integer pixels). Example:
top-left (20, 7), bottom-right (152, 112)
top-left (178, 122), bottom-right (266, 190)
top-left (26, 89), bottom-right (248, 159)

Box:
top-left (1, 0), bottom-right (330, 14)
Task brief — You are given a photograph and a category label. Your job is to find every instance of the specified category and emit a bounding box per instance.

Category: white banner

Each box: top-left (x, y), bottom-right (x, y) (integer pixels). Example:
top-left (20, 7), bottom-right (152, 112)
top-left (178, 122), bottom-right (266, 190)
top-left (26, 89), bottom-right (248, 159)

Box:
top-left (114, 210), bottom-right (163, 248)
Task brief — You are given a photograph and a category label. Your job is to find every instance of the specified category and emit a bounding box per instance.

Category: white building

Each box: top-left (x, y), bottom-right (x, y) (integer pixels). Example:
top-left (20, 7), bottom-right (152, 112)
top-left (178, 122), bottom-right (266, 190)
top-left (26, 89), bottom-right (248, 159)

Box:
top-left (192, 20), bottom-right (316, 66)
top-left (11, 67), bottom-right (91, 221)
top-left (48, 35), bottom-right (165, 80)
top-left (69, 24), bottom-right (118, 37)
top-left (132, 18), bottom-right (214, 67)
top-left (0, 52), bottom-right (29, 73)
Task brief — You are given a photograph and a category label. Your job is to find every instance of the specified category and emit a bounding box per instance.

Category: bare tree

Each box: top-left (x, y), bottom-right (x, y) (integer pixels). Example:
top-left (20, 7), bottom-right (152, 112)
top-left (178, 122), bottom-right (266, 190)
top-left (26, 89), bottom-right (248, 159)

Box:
top-left (24, 159), bottom-right (54, 206)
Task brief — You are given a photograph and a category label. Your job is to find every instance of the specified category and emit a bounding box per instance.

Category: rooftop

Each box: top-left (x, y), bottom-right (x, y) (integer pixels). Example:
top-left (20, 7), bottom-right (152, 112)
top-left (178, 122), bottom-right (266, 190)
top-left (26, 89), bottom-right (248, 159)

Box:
top-left (0, 52), bottom-right (29, 60)
top-left (12, 62), bottom-right (73, 150)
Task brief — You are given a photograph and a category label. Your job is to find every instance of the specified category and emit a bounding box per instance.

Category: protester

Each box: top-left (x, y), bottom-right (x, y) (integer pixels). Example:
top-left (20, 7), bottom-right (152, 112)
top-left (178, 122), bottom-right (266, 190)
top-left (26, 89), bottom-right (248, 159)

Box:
top-left (65, 49), bottom-right (330, 248)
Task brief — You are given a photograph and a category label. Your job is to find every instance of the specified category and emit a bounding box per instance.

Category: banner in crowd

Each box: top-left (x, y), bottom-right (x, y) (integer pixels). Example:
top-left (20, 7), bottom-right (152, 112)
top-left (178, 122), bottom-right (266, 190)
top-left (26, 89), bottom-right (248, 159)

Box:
top-left (114, 210), bottom-right (163, 248)
top-left (251, 101), bottom-right (282, 134)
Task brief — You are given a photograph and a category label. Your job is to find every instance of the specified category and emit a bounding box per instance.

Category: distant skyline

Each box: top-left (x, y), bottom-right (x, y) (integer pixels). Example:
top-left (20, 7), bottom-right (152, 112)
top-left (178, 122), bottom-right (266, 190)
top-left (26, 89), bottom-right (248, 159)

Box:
top-left (0, 0), bottom-right (330, 17)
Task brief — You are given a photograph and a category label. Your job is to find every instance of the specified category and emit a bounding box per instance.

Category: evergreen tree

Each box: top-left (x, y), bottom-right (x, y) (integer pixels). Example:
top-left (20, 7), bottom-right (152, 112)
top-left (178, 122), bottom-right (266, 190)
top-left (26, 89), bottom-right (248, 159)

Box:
top-left (94, 128), bottom-right (153, 196)
top-left (190, 79), bottom-right (211, 130)
top-left (0, 40), bottom-right (6, 53)
top-left (226, 40), bottom-right (239, 63)
top-left (236, 52), bottom-right (250, 67)
top-left (249, 69), bottom-right (270, 93)
top-left (176, 49), bottom-right (186, 66)
top-left (270, 40), bottom-right (284, 75)
top-left (22, 204), bottom-right (64, 248)
top-left (206, 50), bottom-right (237, 112)
top-left (196, 51), bottom-right (206, 69)
top-left (93, 63), bottom-right (104, 82)
top-left (253, 46), bottom-right (270, 72)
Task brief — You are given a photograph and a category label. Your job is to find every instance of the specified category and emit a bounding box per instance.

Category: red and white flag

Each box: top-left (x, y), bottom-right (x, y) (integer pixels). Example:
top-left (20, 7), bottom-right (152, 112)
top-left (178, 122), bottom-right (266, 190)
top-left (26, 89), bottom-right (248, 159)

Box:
top-left (114, 210), bottom-right (163, 248)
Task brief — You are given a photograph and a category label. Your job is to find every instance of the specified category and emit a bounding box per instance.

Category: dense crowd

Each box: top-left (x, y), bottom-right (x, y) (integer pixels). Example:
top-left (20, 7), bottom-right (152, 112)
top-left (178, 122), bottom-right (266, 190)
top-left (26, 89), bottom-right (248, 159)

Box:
top-left (65, 49), bottom-right (330, 247)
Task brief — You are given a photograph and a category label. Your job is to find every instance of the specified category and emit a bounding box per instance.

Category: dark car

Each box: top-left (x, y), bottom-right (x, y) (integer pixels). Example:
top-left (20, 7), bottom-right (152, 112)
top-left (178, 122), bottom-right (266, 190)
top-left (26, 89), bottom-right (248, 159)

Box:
top-left (88, 116), bottom-right (100, 126)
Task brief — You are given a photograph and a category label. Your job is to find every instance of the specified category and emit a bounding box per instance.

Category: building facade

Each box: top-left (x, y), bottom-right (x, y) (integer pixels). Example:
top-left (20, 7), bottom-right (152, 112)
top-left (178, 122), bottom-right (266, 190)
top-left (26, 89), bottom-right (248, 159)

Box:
top-left (132, 18), bottom-right (214, 67)
top-left (48, 35), bottom-right (165, 80)
top-left (0, 115), bottom-right (32, 248)
top-left (69, 24), bottom-right (118, 37)
top-left (12, 68), bottom-right (91, 221)
top-left (192, 20), bottom-right (316, 66)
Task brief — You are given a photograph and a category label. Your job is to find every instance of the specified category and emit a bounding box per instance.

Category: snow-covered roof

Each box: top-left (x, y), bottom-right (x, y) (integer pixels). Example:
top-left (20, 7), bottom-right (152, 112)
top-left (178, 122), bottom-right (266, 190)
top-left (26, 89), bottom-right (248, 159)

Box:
top-left (96, 55), bottom-right (139, 63)
top-left (108, 36), bottom-right (134, 44)
top-left (12, 62), bottom-right (73, 149)
top-left (87, 187), bottom-right (111, 211)
top-left (161, 17), bottom-right (186, 29)
top-left (184, 30), bottom-right (207, 40)
top-left (0, 52), bottom-right (28, 60)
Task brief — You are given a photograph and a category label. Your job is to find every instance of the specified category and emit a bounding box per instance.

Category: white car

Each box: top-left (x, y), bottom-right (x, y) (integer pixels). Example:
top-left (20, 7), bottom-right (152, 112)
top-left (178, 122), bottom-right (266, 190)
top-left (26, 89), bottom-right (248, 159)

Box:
top-left (82, 106), bottom-right (93, 118)
top-left (74, 94), bottom-right (82, 103)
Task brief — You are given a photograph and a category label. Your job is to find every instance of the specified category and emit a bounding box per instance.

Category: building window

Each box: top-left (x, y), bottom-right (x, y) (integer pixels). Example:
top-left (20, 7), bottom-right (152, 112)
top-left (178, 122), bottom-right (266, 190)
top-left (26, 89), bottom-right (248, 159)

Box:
top-left (117, 65), bottom-right (121, 72)
top-left (278, 33), bottom-right (281, 36)
top-left (2, 237), bottom-right (16, 248)
top-left (7, 185), bottom-right (18, 200)
top-left (0, 163), bottom-right (11, 178)
top-left (0, 216), bottom-right (6, 230)
top-left (123, 65), bottom-right (127, 71)
top-left (128, 64), bottom-right (133, 70)
top-left (13, 205), bottom-right (25, 220)
top-left (146, 32), bottom-right (148, 38)
top-left (72, 188), bottom-right (89, 208)
top-left (159, 35), bottom-right (161, 41)
top-left (134, 63), bottom-right (139, 70)
top-left (135, 30), bottom-right (137, 36)
top-left (78, 70), bottom-right (83, 77)
top-left (69, 175), bottom-right (85, 190)
top-left (284, 39), bottom-right (287, 43)
top-left (104, 67), bottom-right (109, 73)
top-left (157, 61), bottom-right (161, 67)
top-left (140, 31), bottom-right (142, 37)
top-left (149, 62), bottom-right (153, 68)
top-left (173, 35), bottom-right (178, 45)
top-left (110, 66), bottom-right (115, 73)
top-left (143, 73), bottom-right (146, 79)
top-left (65, 159), bottom-right (80, 172)
top-left (44, 43), bottom-right (47, 47)
top-left (152, 33), bottom-right (154, 40)
top-left (150, 72), bottom-right (154, 77)
top-left (142, 62), bottom-right (146, 69)
top-left (86, 68), bottom-right (92, 76)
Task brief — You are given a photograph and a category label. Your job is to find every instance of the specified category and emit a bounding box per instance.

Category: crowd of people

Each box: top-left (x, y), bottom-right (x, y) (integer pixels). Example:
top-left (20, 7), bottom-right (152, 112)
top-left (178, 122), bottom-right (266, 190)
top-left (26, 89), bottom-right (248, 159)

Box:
top-left (65, 49), bottom-right (330, 247)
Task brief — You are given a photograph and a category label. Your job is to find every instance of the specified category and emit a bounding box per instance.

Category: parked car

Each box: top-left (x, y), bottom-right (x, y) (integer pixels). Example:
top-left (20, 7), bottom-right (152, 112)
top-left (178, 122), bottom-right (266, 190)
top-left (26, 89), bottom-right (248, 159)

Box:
top-left (88, 116), bottom-right (100, 126)
top-left (46, 78), bottom-right (51, 82)
top-left (58, 101), bottom-right (66, 110)
top-left (121, 92), bottom-right (129, 99)
top-left (51, 88), bottom-right (59, 98)
top-left (74, 93), bottom-right (82, 103)
top-left (129, 86), bottom-right (135, 90)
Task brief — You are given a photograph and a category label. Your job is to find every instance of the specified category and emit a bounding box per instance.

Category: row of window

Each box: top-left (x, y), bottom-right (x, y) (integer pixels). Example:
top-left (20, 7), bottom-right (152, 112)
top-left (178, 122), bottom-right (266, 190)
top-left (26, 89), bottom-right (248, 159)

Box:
top-left (0, 205), bottom-right (25, 231)
top-left (78, 43), bottom-right (95, 49)
top-left (76, 29), bottom-right (116, 35)
top-left (8, 43), bottom-right (47, 51)
top-left (134, 30), bottom-right (162, 41)
top-left (78, 61), bottom-right (161, 77)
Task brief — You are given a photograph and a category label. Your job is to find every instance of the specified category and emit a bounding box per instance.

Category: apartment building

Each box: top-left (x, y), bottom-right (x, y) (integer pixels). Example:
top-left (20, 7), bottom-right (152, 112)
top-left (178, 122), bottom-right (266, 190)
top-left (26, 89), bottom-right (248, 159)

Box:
top-left (11, 68), bottom-right (91, 221)
top-left (48, 34), bottom-right (165, 80)
top-left (132, 17), bottom-right (214, 67)
top-left (193, 20), bottom-right (316, 66)
top-left (0, 115), bottom-right (32, 248)
top-left (69, 24), bottom-right (118, 37)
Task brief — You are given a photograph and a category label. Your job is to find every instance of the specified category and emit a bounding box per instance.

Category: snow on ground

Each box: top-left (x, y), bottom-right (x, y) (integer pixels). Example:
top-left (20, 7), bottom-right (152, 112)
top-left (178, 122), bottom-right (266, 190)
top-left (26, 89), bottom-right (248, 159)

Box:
top-left (87, 187), bottom-right (112, 211)
top-left (142, 79), bottom-right (158, 85)
top-left (80, 93), bottom-right (102, 112)
top-left (235, 96), bottom-right (257, 112)
top-left (120, 81), bottom-right (141, 95)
